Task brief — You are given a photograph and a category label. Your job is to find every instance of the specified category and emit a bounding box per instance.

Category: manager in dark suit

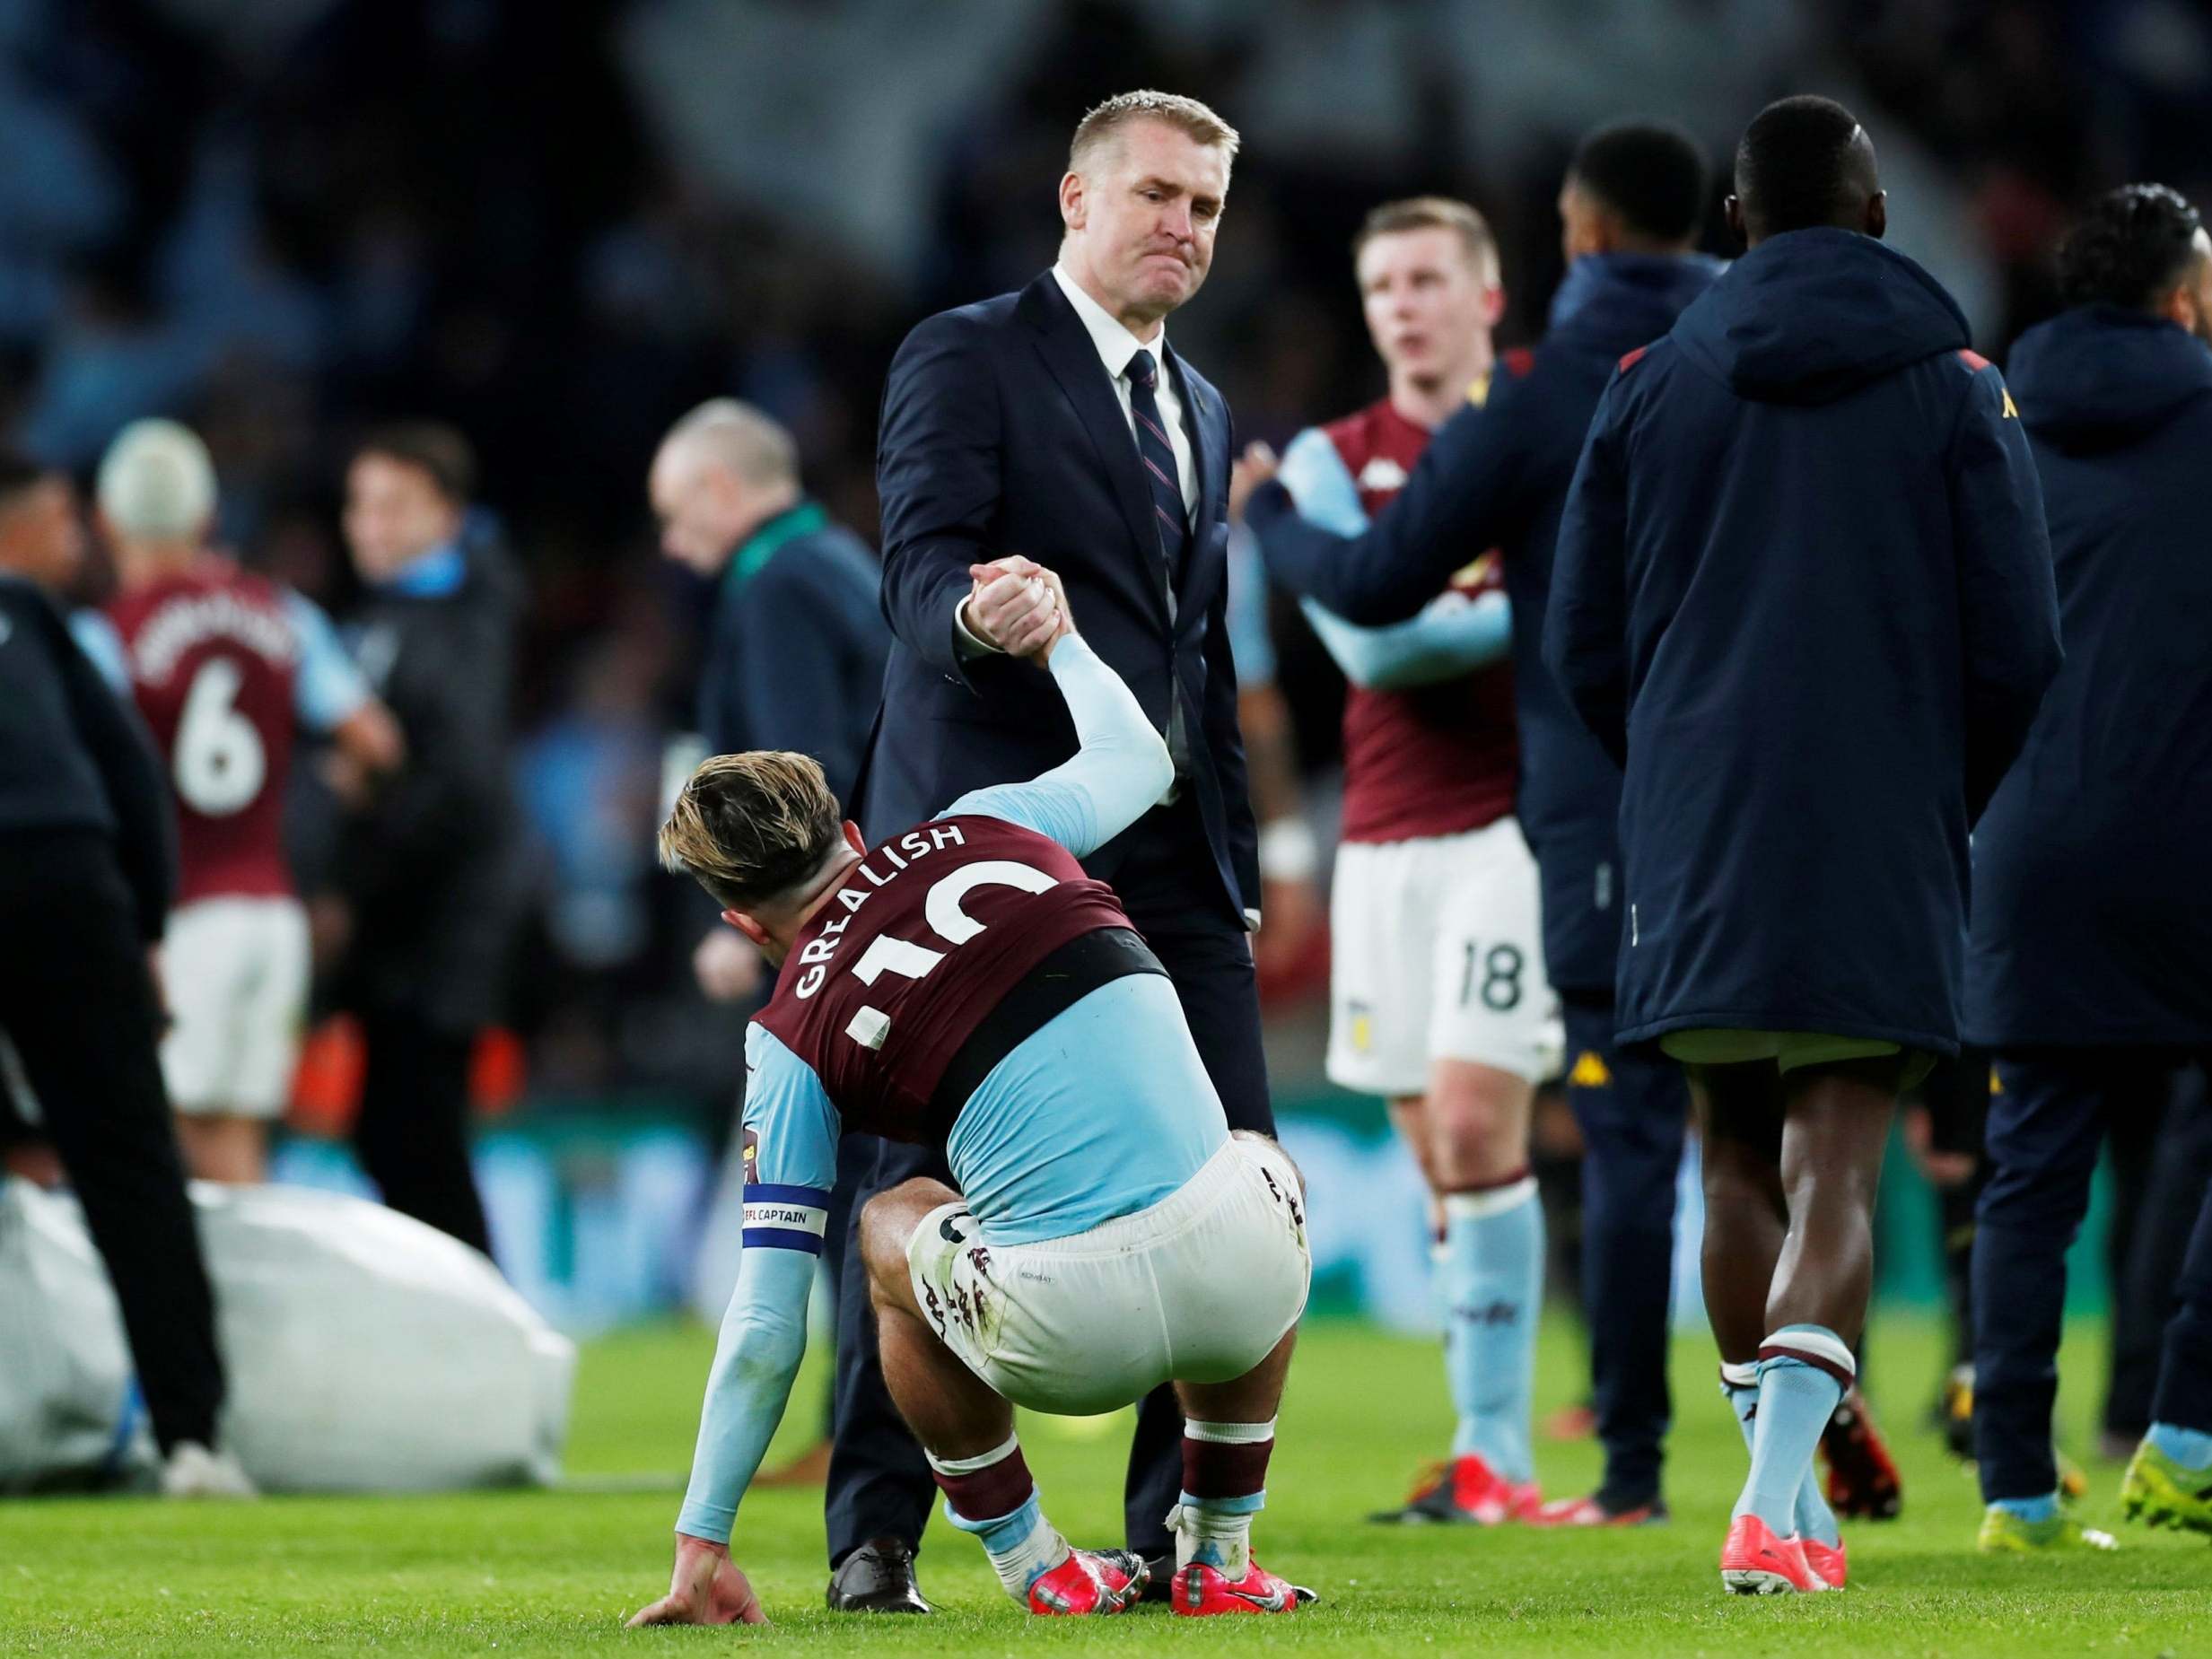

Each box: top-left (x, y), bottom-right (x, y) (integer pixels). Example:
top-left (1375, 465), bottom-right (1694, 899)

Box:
top-left (827, 89), bottom-right (1267, 1611)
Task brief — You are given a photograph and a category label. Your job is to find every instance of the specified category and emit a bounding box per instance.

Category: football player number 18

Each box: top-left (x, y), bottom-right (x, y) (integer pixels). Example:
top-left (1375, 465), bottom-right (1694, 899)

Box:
top-left (173, 655), bottom-right (267, 816)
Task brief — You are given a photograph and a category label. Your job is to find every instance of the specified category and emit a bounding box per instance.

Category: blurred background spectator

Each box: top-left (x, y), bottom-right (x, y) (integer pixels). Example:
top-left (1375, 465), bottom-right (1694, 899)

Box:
top-left (5, 0), bottom-right (2208, 1325)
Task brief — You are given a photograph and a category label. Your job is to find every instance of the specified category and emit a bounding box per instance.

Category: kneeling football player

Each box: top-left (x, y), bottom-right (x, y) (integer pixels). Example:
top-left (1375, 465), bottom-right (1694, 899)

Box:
top-left (629, 565), bottom-right (1313, 1624)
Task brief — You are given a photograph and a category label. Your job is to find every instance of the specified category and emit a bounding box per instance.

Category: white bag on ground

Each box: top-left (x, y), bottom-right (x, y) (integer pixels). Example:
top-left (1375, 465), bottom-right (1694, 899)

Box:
top-left (0, 1176), bottom-right (574, 1492)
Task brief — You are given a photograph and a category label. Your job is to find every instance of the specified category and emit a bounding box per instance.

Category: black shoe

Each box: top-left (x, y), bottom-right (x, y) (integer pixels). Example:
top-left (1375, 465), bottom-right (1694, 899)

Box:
top-left (826, 1537), bottom-right (932, 1613)
top-left (1138, 1551), bottom-right (1175, 1603)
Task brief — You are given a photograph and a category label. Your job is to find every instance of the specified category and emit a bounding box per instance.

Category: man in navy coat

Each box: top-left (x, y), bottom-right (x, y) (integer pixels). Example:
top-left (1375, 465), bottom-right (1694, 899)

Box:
top-left (1237, 122), bottom-right (1718, 1527)
top-left (838, 90), bottom-right (1265, 1608)
top-left (1964, 184), bottom-right (2212, 1553)
top-left (1546, 96), bottom-right (2060, 1594)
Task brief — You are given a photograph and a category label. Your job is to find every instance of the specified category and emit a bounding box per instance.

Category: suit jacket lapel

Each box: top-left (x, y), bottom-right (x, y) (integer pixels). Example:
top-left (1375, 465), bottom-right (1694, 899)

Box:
top-left (1019, 275), bottom-right (1162, 602)
top-left (1168, 345), bottom-right (1224, 617)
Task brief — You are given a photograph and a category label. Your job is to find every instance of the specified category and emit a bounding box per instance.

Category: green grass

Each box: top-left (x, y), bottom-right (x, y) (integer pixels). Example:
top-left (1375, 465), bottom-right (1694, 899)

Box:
top-left (2, 1314), bottom-right (2207, 1656)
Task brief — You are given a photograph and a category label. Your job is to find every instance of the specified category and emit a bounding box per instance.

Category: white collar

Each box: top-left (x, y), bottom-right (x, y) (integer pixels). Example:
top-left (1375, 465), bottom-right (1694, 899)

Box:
top-left (1052, 263), bottom-right (1167, 381)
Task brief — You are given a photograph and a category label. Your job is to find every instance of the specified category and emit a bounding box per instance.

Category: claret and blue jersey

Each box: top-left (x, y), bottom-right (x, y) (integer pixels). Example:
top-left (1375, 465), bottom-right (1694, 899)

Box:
top-left (676, 634), bottom-right (1228, 1547)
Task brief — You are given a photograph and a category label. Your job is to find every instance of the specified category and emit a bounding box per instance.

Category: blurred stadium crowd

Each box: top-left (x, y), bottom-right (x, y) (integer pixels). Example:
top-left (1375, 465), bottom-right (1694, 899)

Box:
top-left (4, 0), bottom-right (2208, 1122)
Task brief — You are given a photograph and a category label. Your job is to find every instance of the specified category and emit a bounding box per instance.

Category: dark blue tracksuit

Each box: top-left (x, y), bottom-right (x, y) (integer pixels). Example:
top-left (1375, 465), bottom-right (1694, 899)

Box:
top-left (696, 501), bottom-right (889, 785)
top-left (1246, 253), bottom-right (1718, 1504)
top-left (1963, 305), bottom-right (2212, 1497)
top-left (1546, 229), bottom-right (2060, 1061)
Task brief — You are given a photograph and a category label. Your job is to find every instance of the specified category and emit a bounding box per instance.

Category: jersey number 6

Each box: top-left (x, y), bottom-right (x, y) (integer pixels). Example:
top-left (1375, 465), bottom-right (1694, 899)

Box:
top-left (173, 655), bottom-right (267, 816)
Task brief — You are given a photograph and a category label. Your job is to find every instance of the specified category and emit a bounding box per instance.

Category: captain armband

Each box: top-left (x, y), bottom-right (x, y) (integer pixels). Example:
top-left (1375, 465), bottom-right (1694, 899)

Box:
top-left (741, 1183), bottom-right (833, 1254)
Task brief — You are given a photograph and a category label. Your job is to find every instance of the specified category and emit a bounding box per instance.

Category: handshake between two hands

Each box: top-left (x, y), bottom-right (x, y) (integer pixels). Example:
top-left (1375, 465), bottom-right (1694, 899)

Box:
top-left (960, 556), bottom-right (1075, 663)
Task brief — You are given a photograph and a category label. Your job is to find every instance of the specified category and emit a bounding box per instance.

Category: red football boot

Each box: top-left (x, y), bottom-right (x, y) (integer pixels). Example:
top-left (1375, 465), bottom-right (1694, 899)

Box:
top-left (1369, 1454), bottom-right (1541, 1524)
top-left (1820, 1388), bottom-right (1903, 1520)
top-left (1720, 1514), bottom-right (1823, 1594)
top-left (1171, 1559), bottom-right (1316, 1615)
top-left (1533, 1491), bottom-right (1670, 1527)
top-left (1024, 1549), bottom-right (1147, 1616)
top-left (1801, 1535), bottom-right (1848, 1590)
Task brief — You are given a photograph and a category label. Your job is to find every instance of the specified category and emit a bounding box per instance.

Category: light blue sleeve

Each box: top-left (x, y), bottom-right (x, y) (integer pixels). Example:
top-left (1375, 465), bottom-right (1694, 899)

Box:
top-left (1223, 527), bottom-right (1276, 687)
top-left (1299, 587), bottom-right (1513, 691)
top-left (940, 633), bottom-right (1174, 858)
top-left (1278, 423), bottom-right (1513, 690)
top-left (68, 610), bottom-right (129, 693)
top-left (1277, 426), bottom-right (1369, 536)
top-left (672, 1025), bottom-right (838, 1544)
top-left (281, 589), bottom-right (372, 731)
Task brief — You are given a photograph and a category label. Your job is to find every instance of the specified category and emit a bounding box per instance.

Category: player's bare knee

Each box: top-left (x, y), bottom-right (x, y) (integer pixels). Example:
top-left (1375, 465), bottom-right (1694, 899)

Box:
top-left (859, 1179), bottom-right (950, 1293)
top-left (1424, 1063), bottom-right (1532, 1189)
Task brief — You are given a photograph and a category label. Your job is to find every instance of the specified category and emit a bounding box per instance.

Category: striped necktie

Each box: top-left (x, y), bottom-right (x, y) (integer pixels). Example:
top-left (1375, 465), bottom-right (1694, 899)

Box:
top-left (1125, 349), bottom-right (1188, 580)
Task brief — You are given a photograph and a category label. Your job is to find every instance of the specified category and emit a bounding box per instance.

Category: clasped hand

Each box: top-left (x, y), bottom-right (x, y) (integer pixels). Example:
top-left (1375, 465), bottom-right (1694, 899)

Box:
top-left (961, 556), bottom-right (1074, 662)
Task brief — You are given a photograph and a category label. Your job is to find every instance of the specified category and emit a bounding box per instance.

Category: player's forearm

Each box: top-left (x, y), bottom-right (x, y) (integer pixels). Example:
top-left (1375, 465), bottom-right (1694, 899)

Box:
top-left (1044, 633), bottom-right (1175, 845)
top-left (1243, 485), bottom-right (1439, 624)
top-left (1300, 589), bottom-right (1511, 691)
top-left (673, 1252), bottom-right (815, 1544)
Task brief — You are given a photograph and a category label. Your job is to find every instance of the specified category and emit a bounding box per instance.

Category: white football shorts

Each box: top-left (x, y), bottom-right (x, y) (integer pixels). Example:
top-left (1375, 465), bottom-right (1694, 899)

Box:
top-left (161, 895), bottom-right (310, 1118)
top-left (906, 1133), bottom-right (1311, 1417)
top-left (1326, 816), bottom-right (1562, 1096)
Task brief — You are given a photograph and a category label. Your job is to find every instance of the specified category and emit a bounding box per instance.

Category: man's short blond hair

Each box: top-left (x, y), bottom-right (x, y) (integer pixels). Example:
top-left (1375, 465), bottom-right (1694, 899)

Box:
top-left (1353, 196), bottom-right (1500, 286)
top-left (659, 751), bottom-right (843, 912)
top-left (99, 418), bottom-right (216, 539)
top-left (658, 397), bottom-right (800, 490)
top-left (1069, 90), bottom-right (1239, 173)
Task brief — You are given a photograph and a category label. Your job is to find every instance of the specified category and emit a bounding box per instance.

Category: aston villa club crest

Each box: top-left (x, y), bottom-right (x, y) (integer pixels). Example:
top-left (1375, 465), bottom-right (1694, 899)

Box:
top-left (1357, 456), bottom-right (1409, 493)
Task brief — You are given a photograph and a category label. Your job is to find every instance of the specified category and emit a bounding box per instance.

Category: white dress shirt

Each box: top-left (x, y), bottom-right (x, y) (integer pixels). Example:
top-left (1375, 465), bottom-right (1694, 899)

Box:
top-left (953, 266), bottom-right (1201, 661)
top-left (1048, 263), bottom-right (1199, 516)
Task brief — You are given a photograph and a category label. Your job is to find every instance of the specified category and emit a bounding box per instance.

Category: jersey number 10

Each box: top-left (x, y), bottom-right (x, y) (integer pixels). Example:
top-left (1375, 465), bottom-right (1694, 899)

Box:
top-left (805, 858), bottom-right (1060, 1051)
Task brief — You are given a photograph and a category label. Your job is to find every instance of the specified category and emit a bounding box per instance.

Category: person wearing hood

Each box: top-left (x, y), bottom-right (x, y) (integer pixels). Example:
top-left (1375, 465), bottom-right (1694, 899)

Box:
top-left (1545, 96), bottom-right (2061, 1594)
top-left (1236, 121), bottom-right (1720, 1530)
top-left (1965, 184), bottom-right (2212, 1554)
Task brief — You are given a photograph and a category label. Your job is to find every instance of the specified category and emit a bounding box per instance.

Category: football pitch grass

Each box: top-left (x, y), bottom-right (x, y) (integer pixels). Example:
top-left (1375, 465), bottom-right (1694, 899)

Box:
top-left (4, 1314), bottom-right (2207, 1656)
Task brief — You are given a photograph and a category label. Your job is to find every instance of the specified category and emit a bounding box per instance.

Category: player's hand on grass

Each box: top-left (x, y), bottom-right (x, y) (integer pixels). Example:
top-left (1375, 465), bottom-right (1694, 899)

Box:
top-left (964, 557), bottom-right (1064, 659)
top-left (1228, 440), bottom-right (1280, 521)
top-left (626, 1534), bottom-right (766, 1628)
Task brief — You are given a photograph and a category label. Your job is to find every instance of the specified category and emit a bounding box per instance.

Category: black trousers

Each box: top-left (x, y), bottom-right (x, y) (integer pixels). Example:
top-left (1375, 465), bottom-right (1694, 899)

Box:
top-left (825, 804), bottom-right (1272, 1567)
top-left (0, 829), bottom-right (224, 1455)
top-left (2105, 1070), bottom-right (2211, 1437)
top-left (1973, 1046), bottom-right (2205, 1500)
top-left (353, 1006), bottom-right (492, 1257)
top-left (1561, 991), bottom-right (1688, 1505)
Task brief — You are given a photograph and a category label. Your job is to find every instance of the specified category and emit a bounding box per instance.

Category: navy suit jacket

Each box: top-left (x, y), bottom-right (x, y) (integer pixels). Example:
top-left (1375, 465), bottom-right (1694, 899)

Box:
top-left (861, 269), bottom-right (1257, 921)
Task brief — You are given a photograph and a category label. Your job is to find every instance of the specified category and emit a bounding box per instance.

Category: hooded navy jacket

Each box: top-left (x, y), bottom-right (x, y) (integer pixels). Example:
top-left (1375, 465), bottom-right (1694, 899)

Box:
top-left (1244, 252), bottom-right (1720, 993)
top-left (1966, 305), bottom-right (2212, 1047)
top-left (1545, 229), bottom-right (2061, 1054)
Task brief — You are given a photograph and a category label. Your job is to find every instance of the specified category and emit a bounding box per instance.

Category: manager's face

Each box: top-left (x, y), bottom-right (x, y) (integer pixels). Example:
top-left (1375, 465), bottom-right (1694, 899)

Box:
top-left (1060, 118), bottom-right (1229, 327)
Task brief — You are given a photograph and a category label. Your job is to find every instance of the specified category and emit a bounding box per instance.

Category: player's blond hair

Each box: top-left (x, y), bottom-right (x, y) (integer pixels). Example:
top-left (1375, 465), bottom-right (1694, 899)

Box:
top-left (99, 418), bottom-right (217, 540)
top-left (1352, 196), bottom-right (1500, 287)
top-left (1069, 90), bottom-right (1239, 174)
top-left (659, 751), bottom-right (844, 912)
